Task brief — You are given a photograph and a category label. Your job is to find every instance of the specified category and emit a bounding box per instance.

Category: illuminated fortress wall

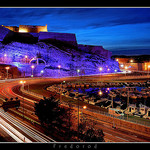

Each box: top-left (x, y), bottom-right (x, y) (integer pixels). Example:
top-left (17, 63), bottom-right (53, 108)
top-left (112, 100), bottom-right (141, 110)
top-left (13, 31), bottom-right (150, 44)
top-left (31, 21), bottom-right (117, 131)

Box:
top-left (19, 24), bottom-right (47, 33)
top-left (3, 25), bottom-right (19, 32)
top-left (4, 24), bottom-right (47, 33)
top-left (2, 25), bottom-right (77, 45)
top-left (78, 44), bottom-right (112, 59)
top-left (38, 32), bottom-right (77, 46)
top-left (0, 24), bottom-right (120, 77)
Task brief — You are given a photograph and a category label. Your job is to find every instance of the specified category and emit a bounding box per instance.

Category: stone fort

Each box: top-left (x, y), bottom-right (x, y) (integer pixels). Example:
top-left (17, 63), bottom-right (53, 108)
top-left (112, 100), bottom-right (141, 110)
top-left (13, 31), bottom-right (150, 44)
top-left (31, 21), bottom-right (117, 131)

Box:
top-left (0, 24), bottom-right (112, 59)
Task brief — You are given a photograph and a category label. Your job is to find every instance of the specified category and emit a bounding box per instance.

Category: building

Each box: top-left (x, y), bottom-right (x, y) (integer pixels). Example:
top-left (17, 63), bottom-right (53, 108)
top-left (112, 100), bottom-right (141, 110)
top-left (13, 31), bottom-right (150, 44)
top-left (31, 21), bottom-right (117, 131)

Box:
top-left (3, 24), bottom-right (48, 33)
top-left (113, 56), bottom-right (150, 72)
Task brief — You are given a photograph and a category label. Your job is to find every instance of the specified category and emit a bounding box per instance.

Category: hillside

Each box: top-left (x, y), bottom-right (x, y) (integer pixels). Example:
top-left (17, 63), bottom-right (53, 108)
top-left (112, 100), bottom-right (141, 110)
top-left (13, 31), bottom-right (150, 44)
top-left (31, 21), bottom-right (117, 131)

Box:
top-left (0, 41), bottom-right (120, 77)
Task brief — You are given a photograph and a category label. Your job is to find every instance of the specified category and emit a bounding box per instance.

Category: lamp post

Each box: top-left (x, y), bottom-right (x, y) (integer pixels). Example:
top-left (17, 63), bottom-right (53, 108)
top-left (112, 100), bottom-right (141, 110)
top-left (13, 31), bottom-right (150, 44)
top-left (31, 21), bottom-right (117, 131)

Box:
top-left (31, 65), bottom-right (34, 77)
top-left (20, 80), bottom-right (26, 120)
top-left (77, 103), bottom-right (87, 141)
top-left (25, 55), bottom-right (27, 62)
top-left (5, 66), bottom-right (10, 79)
top-left (99, 90), bottom-right (103, 96)
top-left (4, 54), bottom-right (7, 63)
top-left (58, 65), bottom-right (61, 78)
top-left (148, 65), bottom-right (150, 76)
top-left (77, 69), bottom-right (80, 76)
top-left (99, 67), bottom-right (103, 82)
top-left (125, 66), bottom-right (128, 76)
top-left (40, 70), bottom-right (44, 77)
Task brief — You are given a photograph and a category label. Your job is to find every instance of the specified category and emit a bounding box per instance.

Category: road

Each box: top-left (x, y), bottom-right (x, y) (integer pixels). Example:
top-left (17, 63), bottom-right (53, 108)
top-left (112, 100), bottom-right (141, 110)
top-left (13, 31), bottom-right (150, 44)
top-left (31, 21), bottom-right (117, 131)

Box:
top-left (0, 77), bottom-right (150, 142)
top-left (0, 79), bottom-right (56, 142)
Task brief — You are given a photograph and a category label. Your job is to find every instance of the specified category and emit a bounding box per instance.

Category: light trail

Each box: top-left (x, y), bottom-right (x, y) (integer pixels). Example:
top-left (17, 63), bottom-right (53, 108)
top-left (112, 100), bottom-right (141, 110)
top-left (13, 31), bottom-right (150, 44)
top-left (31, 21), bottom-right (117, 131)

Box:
top-left (0, 80), bottom-right (56, 142)
top-left (0, 115), bottom-right (31, 143)
top-left (0, 108), bottom-right (56, 142)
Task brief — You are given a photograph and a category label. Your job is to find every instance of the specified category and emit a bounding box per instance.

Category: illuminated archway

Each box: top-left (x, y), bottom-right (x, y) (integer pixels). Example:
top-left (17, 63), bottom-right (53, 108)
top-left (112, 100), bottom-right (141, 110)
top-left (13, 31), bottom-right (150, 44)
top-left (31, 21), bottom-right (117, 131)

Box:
top-left (30, 58), bottom-right (46, 65)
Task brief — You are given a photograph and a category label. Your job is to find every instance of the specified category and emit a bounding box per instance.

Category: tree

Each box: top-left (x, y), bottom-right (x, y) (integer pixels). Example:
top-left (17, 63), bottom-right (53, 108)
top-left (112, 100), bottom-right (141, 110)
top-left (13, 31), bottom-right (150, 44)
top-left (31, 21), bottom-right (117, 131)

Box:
top-left (34, 95), bottom-right (60, 127)
top-left (34, 95), bottom-right (75, 139)
top-left (78, 119), bottom-right (105, 142)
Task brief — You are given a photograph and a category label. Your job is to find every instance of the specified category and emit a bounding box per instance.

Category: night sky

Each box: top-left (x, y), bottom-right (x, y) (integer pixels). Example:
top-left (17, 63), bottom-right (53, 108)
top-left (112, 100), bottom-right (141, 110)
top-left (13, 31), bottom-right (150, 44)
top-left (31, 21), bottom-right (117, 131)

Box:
top-left (0, 7), bottom-right (150, 55)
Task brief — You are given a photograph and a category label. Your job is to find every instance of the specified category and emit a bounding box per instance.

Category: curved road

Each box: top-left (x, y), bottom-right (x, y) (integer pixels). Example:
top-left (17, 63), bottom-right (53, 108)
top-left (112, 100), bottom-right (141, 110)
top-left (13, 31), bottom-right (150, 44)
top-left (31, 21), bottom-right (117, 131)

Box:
top-left (0, 78), bottom-right (56, 142)
top-left (0, 77), bottom-right (150, 142)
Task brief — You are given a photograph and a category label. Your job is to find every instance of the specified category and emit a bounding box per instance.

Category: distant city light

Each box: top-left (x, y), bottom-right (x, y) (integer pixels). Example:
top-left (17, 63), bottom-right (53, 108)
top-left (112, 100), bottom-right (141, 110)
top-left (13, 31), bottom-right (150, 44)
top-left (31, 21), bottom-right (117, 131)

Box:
top-left (120, 64), bottom-right (124, 68)
top-left (130, 59), bottom-right (134, 63)
top-left (125, 66), bottom-right (128, 70)
top-left (4, 54), bottom-right (7, 57)
top-left (40, 70), bottom-right (44, 73)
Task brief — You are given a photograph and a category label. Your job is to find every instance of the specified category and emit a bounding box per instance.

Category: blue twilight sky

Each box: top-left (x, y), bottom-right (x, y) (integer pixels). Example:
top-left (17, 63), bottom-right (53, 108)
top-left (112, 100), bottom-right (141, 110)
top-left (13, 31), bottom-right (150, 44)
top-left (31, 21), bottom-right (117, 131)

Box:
top-left (0, 7), bottom-right (150, 55)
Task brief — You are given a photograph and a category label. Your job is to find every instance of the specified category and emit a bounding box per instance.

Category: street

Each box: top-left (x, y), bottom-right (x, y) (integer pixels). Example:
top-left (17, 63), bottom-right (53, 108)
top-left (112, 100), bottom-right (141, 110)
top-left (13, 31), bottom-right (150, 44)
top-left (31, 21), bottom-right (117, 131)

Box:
top-left (0, 76), bottom-right (150, 142)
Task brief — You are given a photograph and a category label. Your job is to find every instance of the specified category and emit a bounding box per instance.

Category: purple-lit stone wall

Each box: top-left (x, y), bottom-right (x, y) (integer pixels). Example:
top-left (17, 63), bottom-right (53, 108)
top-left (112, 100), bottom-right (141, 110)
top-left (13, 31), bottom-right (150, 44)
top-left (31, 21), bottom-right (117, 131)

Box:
top-left (0, 41), bottom-right (120, 78)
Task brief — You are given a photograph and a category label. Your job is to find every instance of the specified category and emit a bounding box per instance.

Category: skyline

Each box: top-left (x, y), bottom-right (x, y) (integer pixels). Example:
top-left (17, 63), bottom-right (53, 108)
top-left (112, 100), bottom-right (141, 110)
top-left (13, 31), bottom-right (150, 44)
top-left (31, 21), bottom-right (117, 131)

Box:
top-left (0, 7), bottom-right (150, 55)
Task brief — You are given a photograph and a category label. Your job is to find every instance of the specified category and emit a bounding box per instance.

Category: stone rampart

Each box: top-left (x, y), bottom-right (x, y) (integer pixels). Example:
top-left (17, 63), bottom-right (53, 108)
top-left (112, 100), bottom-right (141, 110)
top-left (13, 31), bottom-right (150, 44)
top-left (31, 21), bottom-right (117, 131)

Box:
top-left (78, 44), bottom-right (112, 59)
top-left (38, 32), bottom-right (77, 46)
top-left (0, 26), bottom-right (14, 42)
top-left (19, 24), bottom-right (47, 33)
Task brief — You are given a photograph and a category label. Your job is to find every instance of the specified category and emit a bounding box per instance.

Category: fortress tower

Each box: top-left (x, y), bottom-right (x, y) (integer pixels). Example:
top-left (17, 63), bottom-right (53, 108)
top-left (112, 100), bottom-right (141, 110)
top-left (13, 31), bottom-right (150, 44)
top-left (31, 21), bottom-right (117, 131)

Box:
top-left (19, 24), bottom-right (48, 33)
top-left (3, 24), bottom-right (48, 33)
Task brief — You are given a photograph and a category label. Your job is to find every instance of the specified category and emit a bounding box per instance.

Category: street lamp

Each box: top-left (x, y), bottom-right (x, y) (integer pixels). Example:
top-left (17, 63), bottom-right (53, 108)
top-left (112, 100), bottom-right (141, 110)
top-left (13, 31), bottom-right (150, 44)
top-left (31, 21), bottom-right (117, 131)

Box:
top-left (77, 104), bottom-right (87, 141)
top-left (58, 65), bottom-right (61, 78)
top-left (19, 80), bottom-right (26, 120)
top-left (99, 90), bottom-right (103, 96)
top-left (99, 67), bottom-right (102, 72)
top-left (99, 67), bottom-right (103, 82)
top-left (40, 70), bottom-right (44, 77)
top-left (77, 69), bottom-right (80, 76)
top-left (31, 65), bottom-right (34, 77)
top-left (148, 65), bottom-right (150, 76)
top-left (83, 105), bottom-right (87, 109)
top-left (5, 66), bottom-right (10, 79)
top-left (25, 55), bottom-right (28, 63)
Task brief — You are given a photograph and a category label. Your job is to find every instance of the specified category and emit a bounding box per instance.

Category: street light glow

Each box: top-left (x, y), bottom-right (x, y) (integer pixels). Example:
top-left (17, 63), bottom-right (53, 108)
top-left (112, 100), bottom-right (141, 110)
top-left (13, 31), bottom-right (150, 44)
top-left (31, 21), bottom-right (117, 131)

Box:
top-left (99, 67), bottom-right (102, 71)
top-left (99, 90), bottom-right (103, 95)
top-left (31, 65), bottom-right (34, 69)
top-left (83, 106), bottom-right (87, 109)
top-left (5, 67), bottom-right (10, 70)
top-left (125, 66), bottom-right (128, 70)
top-left (77, 69), bottom-right (80, 73)
top-left (58, 65), bottom-right (61, 69)
top-left (20, 80), bottom-right (26, 84)
top-left (130, 59), bottom-right (134, 63)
